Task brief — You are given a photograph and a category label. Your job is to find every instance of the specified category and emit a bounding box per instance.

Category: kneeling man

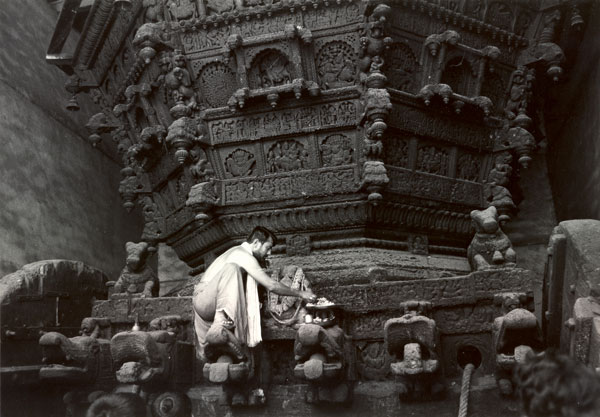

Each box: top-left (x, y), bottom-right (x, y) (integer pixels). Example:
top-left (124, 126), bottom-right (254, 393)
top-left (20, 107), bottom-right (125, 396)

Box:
top-left (193, 226), bottom-right (316, 361)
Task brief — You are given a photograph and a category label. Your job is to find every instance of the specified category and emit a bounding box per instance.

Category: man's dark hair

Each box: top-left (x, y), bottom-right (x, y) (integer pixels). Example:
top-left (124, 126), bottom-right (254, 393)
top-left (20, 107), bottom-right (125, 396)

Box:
top-left (86, 393), bottom-right (146, 417)
top-left (246, 226), bottom-right (277, 246)
top-left (513, 349), bottom-right (600, 417)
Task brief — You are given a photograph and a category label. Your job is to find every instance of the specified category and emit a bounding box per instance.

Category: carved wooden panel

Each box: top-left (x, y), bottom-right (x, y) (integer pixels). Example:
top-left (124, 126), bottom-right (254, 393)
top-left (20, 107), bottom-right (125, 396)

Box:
top-left (196, 61), bottom-right (238, 108)
top-left (319, 133), bottom-right (354, 167)
top-left (315, 40), bottom-right (357, 90)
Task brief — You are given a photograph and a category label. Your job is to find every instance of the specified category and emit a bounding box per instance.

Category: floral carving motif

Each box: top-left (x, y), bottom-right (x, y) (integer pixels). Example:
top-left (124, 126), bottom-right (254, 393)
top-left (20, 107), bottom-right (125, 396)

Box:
top-left (457, 153), bottom-right (481, 182)
top-left (225, 148), bottom-right (256, 177)
top-left (417, 146), bottom-right (449, 176)
top-left (320, 134), bottom-right (353, 167)
top-left (266, 140), bottom-right (309, 173)
top-left (199, 62), bottom-right (237, 108)
top-left (316, 41), bottom-right (356, 89)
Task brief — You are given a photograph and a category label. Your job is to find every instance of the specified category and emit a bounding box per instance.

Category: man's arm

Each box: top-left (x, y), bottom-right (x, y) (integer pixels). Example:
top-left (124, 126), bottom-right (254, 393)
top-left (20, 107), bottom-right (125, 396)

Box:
top-left (240, 253), bottom-right (316, 302)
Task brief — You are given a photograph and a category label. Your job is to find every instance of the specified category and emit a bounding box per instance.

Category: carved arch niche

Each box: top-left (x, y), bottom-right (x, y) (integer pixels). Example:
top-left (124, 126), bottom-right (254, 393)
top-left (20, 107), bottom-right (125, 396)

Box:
top-left (385, 41), bottom-right (420, 94)
top-left (197, 61), bottom-right (238, 108)
top-left (440, 54), bottom-right (477, 97)
top-left (248, 48), bottom-right (295, 90)
top-left (316, 40), bottom-right (357, 90)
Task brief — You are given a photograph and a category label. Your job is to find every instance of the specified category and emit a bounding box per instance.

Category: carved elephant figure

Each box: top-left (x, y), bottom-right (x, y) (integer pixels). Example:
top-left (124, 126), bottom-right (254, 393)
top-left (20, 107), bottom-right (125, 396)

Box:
top-left (112, 241), bottom-right (159, 297)
top-left (467, 206), bottom-right (517, 271)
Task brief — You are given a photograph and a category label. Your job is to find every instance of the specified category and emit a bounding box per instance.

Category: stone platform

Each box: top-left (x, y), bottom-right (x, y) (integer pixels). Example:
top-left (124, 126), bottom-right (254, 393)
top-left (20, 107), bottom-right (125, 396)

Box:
top-left (188, 378), bottom-right (520, 417)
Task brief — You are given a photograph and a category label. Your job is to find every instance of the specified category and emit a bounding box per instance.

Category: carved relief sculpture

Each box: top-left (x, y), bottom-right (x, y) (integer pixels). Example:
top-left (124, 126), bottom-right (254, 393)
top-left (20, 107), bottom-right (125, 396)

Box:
top-left (267, 266), bottom-right (310, 327)
top-left (109, 242), bottom-right (159, 298)
top-left (485, 152), bottom-right (517, 223)
top-left (266, 140), bottom-right (309, 173)
top-left (225, 148), bottom-right (256, 177)
top-left (317, 41), bottom-right (356, 89)
top-left (320, 134), bottom-right (353, 167)
top-left (39, 317), bottom-right (113, 386)
top-left (165, 50), bottom-right (198, 118)
top-left (467, 206), bottom-right (517, 271)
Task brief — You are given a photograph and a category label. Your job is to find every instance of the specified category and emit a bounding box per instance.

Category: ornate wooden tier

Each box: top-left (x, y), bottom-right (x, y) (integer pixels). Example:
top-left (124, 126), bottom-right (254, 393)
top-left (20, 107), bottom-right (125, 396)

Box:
top-left (48, 0), bottom-right (588, 268)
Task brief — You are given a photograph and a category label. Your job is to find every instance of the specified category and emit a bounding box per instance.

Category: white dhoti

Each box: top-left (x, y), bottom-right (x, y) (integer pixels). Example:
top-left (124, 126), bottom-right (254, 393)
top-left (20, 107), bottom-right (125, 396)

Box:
top-left (193, 262), bottom-right (262, 360)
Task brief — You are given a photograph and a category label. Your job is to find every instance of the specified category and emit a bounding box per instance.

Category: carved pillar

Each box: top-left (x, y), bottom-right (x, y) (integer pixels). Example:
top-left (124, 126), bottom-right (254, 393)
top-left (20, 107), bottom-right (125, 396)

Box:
top-left (359, 4), bottom-right (393, 204)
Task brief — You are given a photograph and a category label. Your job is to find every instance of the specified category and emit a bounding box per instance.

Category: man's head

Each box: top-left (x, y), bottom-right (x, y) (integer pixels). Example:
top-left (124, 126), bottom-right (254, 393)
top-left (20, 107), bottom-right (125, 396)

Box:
top-left (513, 349), bottom-right (600, 417)
top-left (246, 226), bottom-right (276, 264)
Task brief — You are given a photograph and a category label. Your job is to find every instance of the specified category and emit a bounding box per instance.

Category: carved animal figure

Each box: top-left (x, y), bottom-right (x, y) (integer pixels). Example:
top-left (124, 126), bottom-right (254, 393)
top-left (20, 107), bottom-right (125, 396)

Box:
top-left (111, 330), bottom-right (172, 384)
top-left (80, 317), bottom-right (111, 339)
top-left (467, 206), bottom-right (517, 271)
top-left (493, 302), bottom-right (542, 395)
top-left (293, 315), bottom-right (350, 403)
top-left (113, 241), bottom-right (159, 297)
top-left (39, 331), bottom-right (111, 385)
top-left (384, 304), bottom-right (443, 400)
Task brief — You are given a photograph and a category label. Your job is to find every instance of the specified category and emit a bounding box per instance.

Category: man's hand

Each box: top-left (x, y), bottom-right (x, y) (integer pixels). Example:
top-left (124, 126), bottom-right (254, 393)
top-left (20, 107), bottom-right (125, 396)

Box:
top-left (300, 290), bottom-right (317, 303)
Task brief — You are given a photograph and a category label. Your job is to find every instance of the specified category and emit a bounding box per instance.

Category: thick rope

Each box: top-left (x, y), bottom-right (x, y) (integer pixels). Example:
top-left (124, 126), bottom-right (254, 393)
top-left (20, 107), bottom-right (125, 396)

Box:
top-left (458, 363), bottom-right (475, 417)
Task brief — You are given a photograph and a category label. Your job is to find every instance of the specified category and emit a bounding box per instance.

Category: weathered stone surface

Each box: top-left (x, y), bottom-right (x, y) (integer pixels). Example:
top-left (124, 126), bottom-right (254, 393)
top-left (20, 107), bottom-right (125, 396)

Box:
top-left (0, 1), bottom-right (143, 280)
top-left (188, 380), bottom-right (520, 417)
top-left (1, 260), bottom-right (108, 368)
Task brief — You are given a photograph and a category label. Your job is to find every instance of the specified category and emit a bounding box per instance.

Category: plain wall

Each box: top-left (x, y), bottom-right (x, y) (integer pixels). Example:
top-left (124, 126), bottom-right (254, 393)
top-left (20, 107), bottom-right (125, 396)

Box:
top-left (0, 0), bottom-right (144, 280)
top-left (545, 3), bottom-right (600, 221)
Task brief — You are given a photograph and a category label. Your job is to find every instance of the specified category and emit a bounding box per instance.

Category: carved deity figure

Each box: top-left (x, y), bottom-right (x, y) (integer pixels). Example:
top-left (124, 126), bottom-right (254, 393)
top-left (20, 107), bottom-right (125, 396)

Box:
top-left (113, 242), bottom-right (159, 297)
top-left (267, 266), bottom-right (310, 327)
top-left (293, 300), bottom-right (350, 403)
top-left (359, 4), bottom-right (393, 80)
top-left (165, 51), bottom-right (198, 110)
top-left (267, 140), bottom-right (309, 173)
top-left (225, 149), bottom-right (256, 177)
top-left (486, 153), bottom-right (516, 223)
top-left (258, 52), bottom-right (292, 88)
top-left (318, 45), bottom-right (356, 89)
top-left (321, 135), bottom-right (353, 166)
top-left (166, 0), bottom-right (197, 21)
top-left (467, 206), bottom-right (517, 271)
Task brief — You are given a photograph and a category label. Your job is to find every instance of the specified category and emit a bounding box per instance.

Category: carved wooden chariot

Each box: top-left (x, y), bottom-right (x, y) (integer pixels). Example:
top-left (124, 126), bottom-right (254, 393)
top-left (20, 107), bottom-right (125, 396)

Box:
top-left (38, 0), bottom-right (591, 415)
